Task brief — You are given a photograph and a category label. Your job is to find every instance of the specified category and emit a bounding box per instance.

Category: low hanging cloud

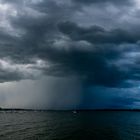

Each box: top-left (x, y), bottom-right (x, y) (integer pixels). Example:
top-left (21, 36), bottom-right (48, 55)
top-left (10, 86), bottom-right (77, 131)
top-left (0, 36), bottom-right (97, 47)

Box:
top-left (0, 59), bottom-right (47, 82)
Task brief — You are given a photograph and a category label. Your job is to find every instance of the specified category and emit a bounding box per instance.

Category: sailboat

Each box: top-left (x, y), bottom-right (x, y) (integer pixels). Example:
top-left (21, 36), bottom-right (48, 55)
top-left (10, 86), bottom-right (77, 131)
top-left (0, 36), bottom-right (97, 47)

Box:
top-left (73, 110), bottom-right (77, 114)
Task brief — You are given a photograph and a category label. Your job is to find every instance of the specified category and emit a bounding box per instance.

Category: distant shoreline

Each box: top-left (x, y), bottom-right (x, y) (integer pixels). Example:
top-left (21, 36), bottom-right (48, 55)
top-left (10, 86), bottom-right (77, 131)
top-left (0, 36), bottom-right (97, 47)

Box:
top-left (1, 108), bottom-right (140, 112)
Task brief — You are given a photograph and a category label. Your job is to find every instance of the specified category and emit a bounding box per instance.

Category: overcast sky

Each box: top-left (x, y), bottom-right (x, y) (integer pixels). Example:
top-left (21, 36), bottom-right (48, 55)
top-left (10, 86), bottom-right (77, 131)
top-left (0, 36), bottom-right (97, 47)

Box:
top-left (0, 0), bottom-right (140, 109)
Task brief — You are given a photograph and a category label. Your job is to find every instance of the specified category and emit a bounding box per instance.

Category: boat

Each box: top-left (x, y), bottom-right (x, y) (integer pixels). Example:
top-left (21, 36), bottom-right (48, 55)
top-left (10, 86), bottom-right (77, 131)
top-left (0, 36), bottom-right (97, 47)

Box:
top-left (73, 111), bottom-right (77, 114)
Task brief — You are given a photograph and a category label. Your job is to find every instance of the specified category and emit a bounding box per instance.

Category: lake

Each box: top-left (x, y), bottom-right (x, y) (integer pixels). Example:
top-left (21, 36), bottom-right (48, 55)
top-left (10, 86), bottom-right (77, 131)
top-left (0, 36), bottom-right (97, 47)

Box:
top-left (0, 111), bottom-right (139, 140)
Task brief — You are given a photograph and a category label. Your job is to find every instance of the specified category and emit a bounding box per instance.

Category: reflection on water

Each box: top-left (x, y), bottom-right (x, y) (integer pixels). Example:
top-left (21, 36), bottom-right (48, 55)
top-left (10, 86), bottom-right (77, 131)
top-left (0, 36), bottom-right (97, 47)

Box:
top-left (0, 111), bottom-right (140, 139)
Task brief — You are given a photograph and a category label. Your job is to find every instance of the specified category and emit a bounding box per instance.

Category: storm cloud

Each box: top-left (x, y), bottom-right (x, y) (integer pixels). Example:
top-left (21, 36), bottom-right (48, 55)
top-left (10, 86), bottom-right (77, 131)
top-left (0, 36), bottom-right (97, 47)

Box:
top-left (0, 0), bottom-right (140, 109)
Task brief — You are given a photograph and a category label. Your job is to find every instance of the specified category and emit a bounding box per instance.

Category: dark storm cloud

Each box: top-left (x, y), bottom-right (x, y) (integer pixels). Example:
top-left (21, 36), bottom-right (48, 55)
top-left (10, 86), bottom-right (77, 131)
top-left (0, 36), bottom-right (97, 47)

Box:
top-left (58, 21), bottom-right (139, 44)
top-left (55, 21), bottom-right (140, 87)
top-left (0, 0), bottom-right (140, 109)
top-left (3, 0), bottom-right (76, 62)
top-left (0, 0), bottom-right (139, 88)
top-left (72, 0), bottom-right (132, 5)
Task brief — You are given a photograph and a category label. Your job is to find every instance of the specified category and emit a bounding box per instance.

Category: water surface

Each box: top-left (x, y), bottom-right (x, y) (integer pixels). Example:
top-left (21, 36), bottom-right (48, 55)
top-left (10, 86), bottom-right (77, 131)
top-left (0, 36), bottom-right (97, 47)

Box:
top-left (0, 111), bottom-right (140, 140)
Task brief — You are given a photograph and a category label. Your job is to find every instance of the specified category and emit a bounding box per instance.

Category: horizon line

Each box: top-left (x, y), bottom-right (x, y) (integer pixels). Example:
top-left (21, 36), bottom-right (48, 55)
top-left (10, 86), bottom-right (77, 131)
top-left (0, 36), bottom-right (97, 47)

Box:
top-left (1, 108), bottom-right (140, 111)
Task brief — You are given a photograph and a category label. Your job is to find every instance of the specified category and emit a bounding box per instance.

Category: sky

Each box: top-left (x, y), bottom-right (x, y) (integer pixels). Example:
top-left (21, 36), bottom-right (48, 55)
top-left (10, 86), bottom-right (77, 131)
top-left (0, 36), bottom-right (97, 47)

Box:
top-left (0, 0), bottom-right (140, 109)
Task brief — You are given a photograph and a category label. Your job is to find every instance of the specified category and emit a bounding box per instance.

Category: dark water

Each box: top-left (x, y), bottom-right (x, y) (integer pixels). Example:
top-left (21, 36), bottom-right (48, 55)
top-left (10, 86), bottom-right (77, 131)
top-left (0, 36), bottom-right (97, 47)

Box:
top-left (0, 111), bottom-right (140, 140)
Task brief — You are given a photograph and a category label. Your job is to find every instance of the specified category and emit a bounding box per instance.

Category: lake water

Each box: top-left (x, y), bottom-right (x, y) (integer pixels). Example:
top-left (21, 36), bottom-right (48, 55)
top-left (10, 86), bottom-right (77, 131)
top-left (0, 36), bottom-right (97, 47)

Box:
top-left (0, 111), bottom-right (140, 140)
